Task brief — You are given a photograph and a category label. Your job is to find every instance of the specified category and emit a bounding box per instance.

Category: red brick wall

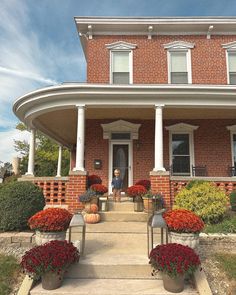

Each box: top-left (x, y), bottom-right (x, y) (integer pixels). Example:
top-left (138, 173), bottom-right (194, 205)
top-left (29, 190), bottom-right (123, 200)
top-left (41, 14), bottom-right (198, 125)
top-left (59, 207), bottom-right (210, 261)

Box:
top-left (86, 35), bottom-right (236, 84)
top-left (83, 118), bottom-right (236, 186)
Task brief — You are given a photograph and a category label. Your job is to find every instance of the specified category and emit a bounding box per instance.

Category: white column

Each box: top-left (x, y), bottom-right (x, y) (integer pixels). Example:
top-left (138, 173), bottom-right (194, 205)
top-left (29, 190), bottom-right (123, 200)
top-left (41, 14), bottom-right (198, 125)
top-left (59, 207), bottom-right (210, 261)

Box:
top-left (56, 145), bottom-right (62, 177)
top-left (73, 105), bottom-right (85, 171)
top-left (25, 129), bottom-right (36, 176)
top-left (153, 105), bottom-right (165, 171)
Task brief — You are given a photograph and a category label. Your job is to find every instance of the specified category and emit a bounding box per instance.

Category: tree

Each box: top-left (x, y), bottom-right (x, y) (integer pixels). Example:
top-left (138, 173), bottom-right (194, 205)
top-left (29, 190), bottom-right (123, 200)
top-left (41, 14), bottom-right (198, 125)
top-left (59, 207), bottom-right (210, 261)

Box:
top-left (14, 123), bottom-right (70, 176)
top-left (0, 162), bottom-right (13, 181)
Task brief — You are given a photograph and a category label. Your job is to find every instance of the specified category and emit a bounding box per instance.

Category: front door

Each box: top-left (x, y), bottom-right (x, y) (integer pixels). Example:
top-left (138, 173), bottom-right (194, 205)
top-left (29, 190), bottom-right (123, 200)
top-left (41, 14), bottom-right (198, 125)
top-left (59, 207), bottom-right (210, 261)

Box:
top-left (112, 144), bottom-right (129, 191)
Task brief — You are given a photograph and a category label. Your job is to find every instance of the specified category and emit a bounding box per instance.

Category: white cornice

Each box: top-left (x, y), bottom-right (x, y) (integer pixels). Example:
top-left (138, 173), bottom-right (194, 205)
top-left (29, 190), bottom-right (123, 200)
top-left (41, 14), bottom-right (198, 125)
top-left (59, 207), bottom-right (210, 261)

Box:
top-left (106, 41), bottom-right (137, 50)
top-left (166, 123), bottom-right (199, 131)
top-left (227, 124), bottom-right (236, 131)
top-left (163, 41), bottom-right (195, 49)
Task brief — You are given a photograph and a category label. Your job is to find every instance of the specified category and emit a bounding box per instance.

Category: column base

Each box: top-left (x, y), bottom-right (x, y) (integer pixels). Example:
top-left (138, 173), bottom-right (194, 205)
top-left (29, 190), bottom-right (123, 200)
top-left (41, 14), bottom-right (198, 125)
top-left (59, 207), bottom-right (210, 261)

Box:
top-left (152, 167), bottom-right (166, 172)
top-left (24, 173), bottom-right (35, 177)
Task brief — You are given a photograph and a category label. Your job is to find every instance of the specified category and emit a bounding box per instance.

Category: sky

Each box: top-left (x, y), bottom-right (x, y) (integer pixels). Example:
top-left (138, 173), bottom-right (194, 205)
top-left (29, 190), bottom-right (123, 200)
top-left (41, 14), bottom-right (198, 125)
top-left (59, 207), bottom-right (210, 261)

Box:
top-left (1, 0), bottom-right (236, 164)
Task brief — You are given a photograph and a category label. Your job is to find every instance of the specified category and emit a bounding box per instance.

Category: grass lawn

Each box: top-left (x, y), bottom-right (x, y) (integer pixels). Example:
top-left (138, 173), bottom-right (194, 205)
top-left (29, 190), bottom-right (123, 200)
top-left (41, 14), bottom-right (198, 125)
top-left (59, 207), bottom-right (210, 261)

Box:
top-left (214, 252), bottom-right (236, 280)
top-left (204, 211), bottom-right (236, 234)
top-left (0, 254), bottom-right (20, 295)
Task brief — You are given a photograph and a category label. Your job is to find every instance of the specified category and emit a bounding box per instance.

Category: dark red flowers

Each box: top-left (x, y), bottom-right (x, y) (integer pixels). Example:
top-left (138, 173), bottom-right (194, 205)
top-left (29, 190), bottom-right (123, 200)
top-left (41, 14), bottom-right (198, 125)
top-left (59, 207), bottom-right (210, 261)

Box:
top-left (135, 179), bottom-right (151, 190)
top-left (88, 175), bottom-right (102, 187)
top-left (21, 240), bottom-right (79, 279)
top-left (164, 209), bottom-right (204, 234)
top-left (126, 185), bottom-right (147, 197)
top-left (149, 243), bottom-right (200, 277)
top-left (90, 184), bottom-right (108, 195)
top-left (28, 208), bottom-right (72, 232)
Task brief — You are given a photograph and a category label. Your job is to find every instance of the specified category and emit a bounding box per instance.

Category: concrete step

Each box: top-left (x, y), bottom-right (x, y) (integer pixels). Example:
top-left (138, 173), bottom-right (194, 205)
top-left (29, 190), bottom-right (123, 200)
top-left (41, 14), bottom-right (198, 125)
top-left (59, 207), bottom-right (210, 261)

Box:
top-left (66, 255), bottom-right (156, 279)
top-left (100, 211), bottom-right (148, 222)
top-left (31, 278), bottom-right (198, 295)
top-left (108, 201), bottom-right (135, 212)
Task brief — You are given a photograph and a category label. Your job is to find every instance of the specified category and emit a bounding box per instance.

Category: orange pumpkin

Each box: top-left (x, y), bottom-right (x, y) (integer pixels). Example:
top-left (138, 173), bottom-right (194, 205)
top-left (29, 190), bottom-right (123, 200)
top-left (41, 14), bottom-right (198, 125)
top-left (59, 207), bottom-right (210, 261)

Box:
top-left (90, 204), bottom-right (98, 214)
top-left (84, 213), bottom-right (100, 224)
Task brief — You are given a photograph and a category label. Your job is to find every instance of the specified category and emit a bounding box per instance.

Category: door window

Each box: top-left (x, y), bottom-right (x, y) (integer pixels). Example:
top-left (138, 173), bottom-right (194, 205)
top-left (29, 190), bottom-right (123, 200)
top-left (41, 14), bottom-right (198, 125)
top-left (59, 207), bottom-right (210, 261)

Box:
top-left (113, 144), bottom-right (129, 190)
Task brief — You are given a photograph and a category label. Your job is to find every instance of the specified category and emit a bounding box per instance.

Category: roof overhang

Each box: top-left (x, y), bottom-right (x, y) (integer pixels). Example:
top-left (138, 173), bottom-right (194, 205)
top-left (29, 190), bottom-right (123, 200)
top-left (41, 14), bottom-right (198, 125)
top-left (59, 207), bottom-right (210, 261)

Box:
top-left (75, 17), bottom-right (236, 56)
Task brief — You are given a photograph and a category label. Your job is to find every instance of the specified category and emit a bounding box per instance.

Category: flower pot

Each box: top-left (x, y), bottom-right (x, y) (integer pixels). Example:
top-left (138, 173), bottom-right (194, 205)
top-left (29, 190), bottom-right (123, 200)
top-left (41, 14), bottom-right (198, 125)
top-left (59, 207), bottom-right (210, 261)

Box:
top-left (134, 196), bottom-right (144, 212)
top-left (162, 272), bottom-right (184, 293)
top-left (42, 270), bottom-right (64, 290)
top-left (91, 196), bottom-right (99, 205)
top-left (168, 232), bottom-right (199, 249)
top-left (35, 231), bottom-right (66, 245)
top-left (143, 197), bottom-right (154, 213)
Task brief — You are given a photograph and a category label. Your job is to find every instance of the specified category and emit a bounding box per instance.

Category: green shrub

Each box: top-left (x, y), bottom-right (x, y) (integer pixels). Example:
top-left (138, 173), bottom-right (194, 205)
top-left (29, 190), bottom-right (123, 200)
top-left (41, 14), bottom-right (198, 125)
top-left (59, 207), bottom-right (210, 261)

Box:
top-left (185, 180), bottom-right (207, 190)
top-left (0, 181), bottom-right (45, 231)
top-left (230, 191), bottom-right (236, 211)
top-left (174, 182), bottom-right (228, 224)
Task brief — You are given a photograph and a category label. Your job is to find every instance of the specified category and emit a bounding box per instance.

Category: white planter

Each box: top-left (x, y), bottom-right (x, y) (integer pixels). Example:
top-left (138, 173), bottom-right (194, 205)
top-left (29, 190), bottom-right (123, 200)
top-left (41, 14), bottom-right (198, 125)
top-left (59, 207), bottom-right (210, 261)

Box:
top-left (35, 231), bottom-right (66, 245)
top-left (168, 232), bottom-right (200, 249)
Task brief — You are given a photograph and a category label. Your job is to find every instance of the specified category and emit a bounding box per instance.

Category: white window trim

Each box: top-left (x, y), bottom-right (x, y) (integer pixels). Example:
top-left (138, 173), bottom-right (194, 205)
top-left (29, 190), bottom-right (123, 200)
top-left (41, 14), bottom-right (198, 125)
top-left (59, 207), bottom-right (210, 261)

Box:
top-left (166, 123), bottom-right (198, 176)
top-left (106, 41), bottom-right (137, 85)
top-left (222, 41), bottom-right (236, 85)
top-left (109, 50), bottom-right (133, 84)
top-left (164, 41), bottom-right (195, 84)
top-left (227, 125), bottom-right (236, 168)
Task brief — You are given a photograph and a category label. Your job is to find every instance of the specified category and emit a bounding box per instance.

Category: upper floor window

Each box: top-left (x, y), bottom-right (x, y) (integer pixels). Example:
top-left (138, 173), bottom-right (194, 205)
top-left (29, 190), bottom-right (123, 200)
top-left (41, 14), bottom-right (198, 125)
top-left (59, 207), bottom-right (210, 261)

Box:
top-left (164, 41), bottom-right (195, 84)
top-left (228, 52), bottom-right (236, 84)
top-left (111, 51), bottom-right (130, 84)
top-left (106, 41), bottom-right (137, 84)
top-left (222, 41), bottom-right (236, 85)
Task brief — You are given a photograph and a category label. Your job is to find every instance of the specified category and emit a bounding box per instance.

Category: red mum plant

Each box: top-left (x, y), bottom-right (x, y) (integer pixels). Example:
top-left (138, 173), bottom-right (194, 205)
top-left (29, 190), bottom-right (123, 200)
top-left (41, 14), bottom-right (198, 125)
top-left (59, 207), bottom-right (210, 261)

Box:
top-left (88, 175), bottom-right (102, 187)
top-left (149, 243), bottom-right (201, 278)
top-left (164, 209), bottom-right (204, 234)
top-left (28, 208), bottom-right (72, 232)
top-left (126, 185), bottom-right (147, 197)
top-left (21, 240), bottom-right (79, 279)
top-left (135, 179), bottom-right (151, 190)
top-left (90, 184), bottom-right (108, 195)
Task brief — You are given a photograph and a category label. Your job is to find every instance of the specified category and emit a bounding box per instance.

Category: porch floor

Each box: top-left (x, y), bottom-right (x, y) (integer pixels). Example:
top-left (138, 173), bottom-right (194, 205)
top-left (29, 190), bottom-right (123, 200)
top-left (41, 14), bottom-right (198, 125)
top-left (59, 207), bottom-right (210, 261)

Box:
top-left (31, 200), bottom-right (198, 295)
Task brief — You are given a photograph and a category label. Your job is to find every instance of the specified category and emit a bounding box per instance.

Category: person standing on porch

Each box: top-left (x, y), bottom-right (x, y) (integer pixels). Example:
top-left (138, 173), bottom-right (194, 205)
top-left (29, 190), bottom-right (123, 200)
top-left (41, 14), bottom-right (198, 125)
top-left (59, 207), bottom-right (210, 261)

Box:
top-left (111, 169), bottom-right (123, 202)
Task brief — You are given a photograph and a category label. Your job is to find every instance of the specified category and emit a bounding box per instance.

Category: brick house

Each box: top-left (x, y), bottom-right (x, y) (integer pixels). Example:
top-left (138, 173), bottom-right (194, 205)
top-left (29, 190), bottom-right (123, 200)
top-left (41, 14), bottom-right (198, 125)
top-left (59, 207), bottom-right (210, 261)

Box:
top-left (13, 17), bottom-right (236, 212)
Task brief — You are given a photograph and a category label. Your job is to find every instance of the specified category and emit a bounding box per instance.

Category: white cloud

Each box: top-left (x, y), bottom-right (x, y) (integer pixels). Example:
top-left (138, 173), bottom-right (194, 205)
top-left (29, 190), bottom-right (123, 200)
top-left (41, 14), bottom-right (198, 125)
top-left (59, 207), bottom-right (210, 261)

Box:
top-left (0, 128), bottom-right (30, 163)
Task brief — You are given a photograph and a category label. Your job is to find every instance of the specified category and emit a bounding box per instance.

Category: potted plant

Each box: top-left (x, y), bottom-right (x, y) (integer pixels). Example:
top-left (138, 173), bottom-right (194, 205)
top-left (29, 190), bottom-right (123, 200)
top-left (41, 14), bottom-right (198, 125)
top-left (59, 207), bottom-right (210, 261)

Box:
top-left (135, 179), bottom-right (151, 190)
top-left (90, 184), bottom-right (108, 202)
top-left (149, 243), bottom-right (201, 293)
top-left (126, 185), bottom-right (147, 211)
top-left (28, 208), bottom-right (72, 245)
top-left (87, 174), bottom-right (102, 188)
top-left (230, 191), bottom-right (236, 211)
top-left (21, 240), bottom-right (79, 290)
top-left (142, 191), bottom-right (163, 213)
top-left (79, 189), bottom-right (97, 209)
top-left (164, 209), bottom-right (204, 249)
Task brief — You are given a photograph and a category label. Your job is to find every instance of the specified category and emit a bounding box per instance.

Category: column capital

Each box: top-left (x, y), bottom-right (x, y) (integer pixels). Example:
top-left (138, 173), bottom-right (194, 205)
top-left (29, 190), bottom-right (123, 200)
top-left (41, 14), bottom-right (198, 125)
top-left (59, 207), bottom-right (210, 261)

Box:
top-left (154, 104), bottom-right (165, 109)
top-left (75, 104), bottom-right (86, 109)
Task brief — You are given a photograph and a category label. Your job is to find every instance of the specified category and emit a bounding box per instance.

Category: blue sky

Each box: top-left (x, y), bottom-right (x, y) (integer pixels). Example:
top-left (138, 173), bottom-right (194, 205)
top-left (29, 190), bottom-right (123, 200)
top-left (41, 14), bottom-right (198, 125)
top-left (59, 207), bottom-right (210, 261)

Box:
top-left (1, 0), bottom-right (236, 163)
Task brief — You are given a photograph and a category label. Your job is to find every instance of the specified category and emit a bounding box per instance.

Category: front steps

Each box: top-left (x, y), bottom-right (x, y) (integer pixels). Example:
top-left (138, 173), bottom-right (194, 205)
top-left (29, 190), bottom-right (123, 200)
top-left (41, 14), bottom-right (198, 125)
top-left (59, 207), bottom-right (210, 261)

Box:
top-left (30, 201), bottom-right (198, 295)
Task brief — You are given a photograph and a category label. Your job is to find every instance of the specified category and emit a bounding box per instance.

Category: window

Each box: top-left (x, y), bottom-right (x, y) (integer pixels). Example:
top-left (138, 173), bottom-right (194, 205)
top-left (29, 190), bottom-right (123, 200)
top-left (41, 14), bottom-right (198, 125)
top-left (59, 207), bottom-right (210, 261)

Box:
top-left (170, 51), bottom-right (188, 84)
top-left (106, 41), bottom-right (137, 85)
top-left (111, 51), bottom-right (130, 84)
top-left (172, 134), bottom-right (190, 175)
top-left (164, 41), bottom-right (194, 84)
top-left (232, 134), bottom-right (236, 167)
top-left (228, 52), bottom-right (236, 85)
top-left (222, 41), bottom-right (236, 85)
top-left (166, 123), bottom-right (198, 176)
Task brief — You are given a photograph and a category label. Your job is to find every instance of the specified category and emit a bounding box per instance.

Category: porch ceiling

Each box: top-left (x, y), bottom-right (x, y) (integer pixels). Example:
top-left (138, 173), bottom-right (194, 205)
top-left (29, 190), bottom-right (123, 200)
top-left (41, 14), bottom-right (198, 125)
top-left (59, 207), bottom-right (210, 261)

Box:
top-left (33, 107), bottom-right (236, 148)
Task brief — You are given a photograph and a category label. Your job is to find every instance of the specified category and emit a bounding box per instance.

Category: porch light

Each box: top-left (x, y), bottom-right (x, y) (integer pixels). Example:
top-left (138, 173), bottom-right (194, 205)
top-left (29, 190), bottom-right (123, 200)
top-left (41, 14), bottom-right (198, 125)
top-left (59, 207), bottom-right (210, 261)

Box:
top-left (68, 213), bottom-right (86, 256)
top-left (99, 196), bottom-right (109, 211)
top-left (147, 209), bottom-right (168, 257)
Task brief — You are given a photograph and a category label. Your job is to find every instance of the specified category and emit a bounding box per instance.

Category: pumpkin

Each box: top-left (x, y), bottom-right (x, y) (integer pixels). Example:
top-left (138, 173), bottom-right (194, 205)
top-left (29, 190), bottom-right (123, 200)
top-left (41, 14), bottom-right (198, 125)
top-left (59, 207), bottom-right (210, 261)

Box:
top-left (90, 204), bottom-right (98, 214)
top-left (84, 213), bottom-right (100, 224)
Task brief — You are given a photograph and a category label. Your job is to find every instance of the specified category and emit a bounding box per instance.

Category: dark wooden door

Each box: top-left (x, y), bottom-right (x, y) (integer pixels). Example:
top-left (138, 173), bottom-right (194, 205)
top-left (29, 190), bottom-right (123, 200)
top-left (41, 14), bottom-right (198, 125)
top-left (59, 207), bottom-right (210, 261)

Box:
top-left (113, 144), bottom-right (129, 190)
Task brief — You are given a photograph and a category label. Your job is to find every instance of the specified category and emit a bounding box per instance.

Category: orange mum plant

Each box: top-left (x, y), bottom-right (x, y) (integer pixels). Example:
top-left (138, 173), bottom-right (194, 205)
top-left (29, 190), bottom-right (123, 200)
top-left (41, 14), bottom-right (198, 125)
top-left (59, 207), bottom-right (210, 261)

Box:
top-left (164, 209), bottom-right (204, 234)
top-left (28, 208), bottom-right (72, 232)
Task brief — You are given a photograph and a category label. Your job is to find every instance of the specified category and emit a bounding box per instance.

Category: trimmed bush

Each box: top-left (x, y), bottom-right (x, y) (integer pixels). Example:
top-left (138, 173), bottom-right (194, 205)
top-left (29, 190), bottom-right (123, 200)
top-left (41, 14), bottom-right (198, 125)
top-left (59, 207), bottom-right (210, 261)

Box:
top-left (174, 182), bottom-right (228, 224)
top-left (0, 181), bottom-right (45, 231)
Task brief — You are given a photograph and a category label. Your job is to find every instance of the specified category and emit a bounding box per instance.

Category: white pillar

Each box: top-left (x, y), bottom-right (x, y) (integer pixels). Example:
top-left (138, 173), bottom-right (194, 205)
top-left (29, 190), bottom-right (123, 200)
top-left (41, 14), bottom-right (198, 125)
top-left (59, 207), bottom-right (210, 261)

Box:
top-left (56, 145), bottom-right (62, 177)
top-left (73, 105), bottom-right (85, 171)
top-left (153, 105), bottom-right (165, 171)
top-left (25, 129), bottom-right (36, 176)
